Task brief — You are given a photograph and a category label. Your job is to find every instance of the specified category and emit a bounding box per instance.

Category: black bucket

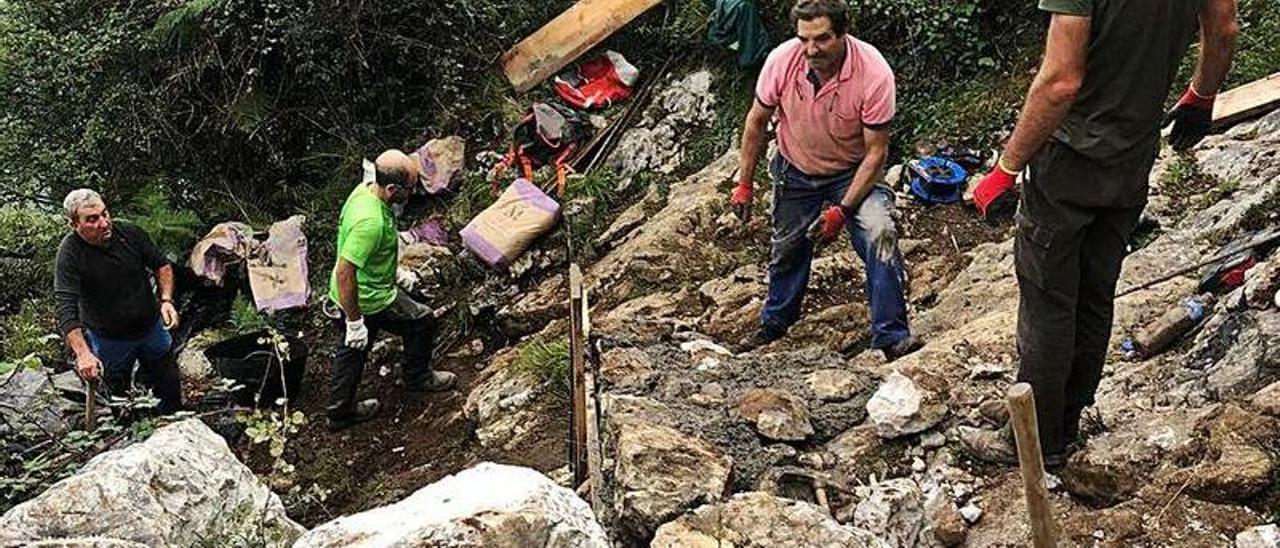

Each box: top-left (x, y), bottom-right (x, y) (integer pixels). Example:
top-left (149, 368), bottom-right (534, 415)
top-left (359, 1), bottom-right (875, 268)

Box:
top-left (204, 331), bottom-right (307, 407)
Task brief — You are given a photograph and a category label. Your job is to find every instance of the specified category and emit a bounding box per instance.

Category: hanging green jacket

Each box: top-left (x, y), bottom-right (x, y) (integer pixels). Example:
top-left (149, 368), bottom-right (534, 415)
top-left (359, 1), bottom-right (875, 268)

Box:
top-left (705, 0), bottom-right (769, 67)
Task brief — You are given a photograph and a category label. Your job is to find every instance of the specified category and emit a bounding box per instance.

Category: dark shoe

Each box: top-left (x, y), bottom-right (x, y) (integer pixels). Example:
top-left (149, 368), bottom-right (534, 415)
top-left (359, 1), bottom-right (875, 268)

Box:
top-left (958, 424), bottom-right (1018, 465)
top-left (960, 424), bottom-right (1069, 468)
top-left (408, 371), bottom-right (457, 394)
top-left (882, 335), bottom-right (924, 362)
top-left (327, 398), bottom-right (379, 431)
top-left (735, 328), bottom-right (784, 353)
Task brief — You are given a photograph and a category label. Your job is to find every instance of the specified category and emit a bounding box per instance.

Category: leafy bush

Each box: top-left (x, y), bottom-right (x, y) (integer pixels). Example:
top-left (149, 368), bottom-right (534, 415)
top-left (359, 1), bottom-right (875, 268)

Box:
top-left (0, 206), bottom-right (63, 310)
top-left (118, 182), bottom-right (203, 261)
top-left (0, 299), bottom-right (60, 372)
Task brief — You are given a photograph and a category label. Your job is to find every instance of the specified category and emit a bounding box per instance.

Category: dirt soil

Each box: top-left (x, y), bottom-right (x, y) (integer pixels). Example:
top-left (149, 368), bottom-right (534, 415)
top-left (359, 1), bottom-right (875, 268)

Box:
top-left (228, 187), bottom-right (1008, 528)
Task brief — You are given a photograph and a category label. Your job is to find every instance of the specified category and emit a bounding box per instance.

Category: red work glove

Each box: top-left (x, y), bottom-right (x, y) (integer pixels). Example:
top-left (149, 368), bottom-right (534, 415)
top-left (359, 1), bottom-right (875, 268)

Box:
top-left (730, 182), bottom-right (753, 221)
top-left (810, 205), bottom-right (847, 243)
top-left (973, 161), bottom-right (1019, 222)
top-left (1162, 86), bottom-right (1215, 151)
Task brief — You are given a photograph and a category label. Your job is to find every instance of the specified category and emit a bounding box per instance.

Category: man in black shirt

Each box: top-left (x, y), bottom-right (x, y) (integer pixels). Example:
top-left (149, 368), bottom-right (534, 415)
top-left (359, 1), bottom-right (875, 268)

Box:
top-left (54, 189), bottom-right (183, 413)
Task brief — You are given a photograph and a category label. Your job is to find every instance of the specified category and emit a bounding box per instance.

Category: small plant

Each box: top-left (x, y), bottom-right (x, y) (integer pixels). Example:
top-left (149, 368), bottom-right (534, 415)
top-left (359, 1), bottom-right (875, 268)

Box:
top-left (229, 294), bottom-right (269, 335)
top-left (120, 182), bottom-right (202, 260)
top-left (235, 326), bottom-right (306, 478)
top-left (514, 339), bottom-right (571, 396)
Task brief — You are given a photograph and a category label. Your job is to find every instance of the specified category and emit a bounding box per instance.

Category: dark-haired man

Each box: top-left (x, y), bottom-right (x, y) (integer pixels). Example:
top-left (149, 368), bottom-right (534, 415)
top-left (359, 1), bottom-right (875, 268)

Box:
top-left (327, 149), bottom-right (455, 430)
top-left (730, 0), bottom-right (921, 359)
top-left (963, 0), bottom-right (1239, 465)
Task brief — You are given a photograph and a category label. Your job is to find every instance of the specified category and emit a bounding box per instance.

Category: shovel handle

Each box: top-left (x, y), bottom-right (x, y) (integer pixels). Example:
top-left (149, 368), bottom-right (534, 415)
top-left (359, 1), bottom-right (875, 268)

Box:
top-left (84, 378), bottom-right (98, 433)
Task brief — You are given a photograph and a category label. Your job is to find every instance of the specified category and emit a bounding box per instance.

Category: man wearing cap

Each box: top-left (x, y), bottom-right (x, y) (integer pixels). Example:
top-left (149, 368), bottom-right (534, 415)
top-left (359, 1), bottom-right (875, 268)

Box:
top-left (328, 149), bottom-right (455, 430)
top-left (730, 0), bottom-right (921, 360)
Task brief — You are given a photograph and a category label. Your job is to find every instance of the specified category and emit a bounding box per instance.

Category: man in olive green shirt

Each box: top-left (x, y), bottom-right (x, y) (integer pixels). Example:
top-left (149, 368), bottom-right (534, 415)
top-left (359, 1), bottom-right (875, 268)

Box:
top-left (328, 149), bottom-right (456, 430)
top-left (963, 0), bottom-right (1239, 464)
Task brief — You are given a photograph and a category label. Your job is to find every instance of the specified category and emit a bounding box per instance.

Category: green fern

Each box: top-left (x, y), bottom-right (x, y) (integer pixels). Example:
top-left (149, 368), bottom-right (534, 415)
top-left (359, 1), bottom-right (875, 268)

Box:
top-left (120, 183), bottom-right (201, 260)
top-left (229, 294), bottom-right (268, 334)
top-left (151, 0), bottom-right (225, 50)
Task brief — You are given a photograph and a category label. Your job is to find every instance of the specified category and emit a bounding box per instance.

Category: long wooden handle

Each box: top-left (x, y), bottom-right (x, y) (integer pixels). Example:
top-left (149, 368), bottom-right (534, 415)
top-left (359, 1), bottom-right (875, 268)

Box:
top-left (84, 378), bottom-right (98, 433)
top-left (1007, 383), bottom-right (1057, 547)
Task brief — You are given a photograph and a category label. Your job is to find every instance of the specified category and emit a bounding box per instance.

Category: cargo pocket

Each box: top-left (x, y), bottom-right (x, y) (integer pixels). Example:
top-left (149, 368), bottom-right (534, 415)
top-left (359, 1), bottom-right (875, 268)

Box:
top-left (1014, 211), bottom-right (1066, 292)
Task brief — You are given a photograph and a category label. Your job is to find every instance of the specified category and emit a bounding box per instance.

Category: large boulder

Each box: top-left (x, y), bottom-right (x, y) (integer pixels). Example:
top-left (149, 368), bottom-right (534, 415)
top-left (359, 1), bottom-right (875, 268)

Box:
top-left (613, 419), bottom-right (733, 540)
top-left (0, 419), bottom-right (303, 547)
top-left (650, 492), bottom-right (890, 547)
top-left (294, 462), bottom-right (607, 548)
top-left (1237, 524), bottom-right (1280, 548)
top-left (606, 70), bottom-right (716, 180)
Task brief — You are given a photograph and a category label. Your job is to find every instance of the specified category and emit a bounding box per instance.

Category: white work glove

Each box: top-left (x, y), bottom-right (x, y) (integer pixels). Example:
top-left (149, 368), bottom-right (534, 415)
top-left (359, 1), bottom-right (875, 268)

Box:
top-left (344, 317), bottom-right (369, 350)
top-left (396, 267), bottom-right (419, 292)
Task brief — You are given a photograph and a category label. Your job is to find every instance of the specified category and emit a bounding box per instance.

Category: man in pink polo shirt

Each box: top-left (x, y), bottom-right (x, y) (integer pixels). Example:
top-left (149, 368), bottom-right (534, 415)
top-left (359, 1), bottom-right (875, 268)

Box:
top-left (730, 0), bottom-right (920, 359)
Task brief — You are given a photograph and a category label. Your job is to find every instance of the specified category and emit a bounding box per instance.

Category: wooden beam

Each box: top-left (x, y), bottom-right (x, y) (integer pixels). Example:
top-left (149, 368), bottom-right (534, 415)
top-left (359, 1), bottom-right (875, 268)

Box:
top-left (569, 264), bottom-right (588, 487)
top-left (502, 0), bottom-right (663, 93)
top-left (1214, 72), bottom-right (1280, 129)
top-left (1007, 383), bottom-right (1057, 548)
top-left (581, 287), bottom-right (604, 515)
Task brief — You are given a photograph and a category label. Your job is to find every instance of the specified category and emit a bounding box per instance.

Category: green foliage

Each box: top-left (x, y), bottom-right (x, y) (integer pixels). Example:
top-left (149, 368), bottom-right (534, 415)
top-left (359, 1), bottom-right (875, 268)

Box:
top-left (237, 408), bottom-right (306, 476)
top-left (0, 299), bottom-right (59, 372)
top-left (229, 294), bottom-right (269, 335)
top-left (0, 206), bottom-right (63, 308)
top-left (515, 339), bottom-right (571, 396)
top-left (1224, 0), bottom-right (1280, 89)
top-left (118, 182), bottom-right (203, 260)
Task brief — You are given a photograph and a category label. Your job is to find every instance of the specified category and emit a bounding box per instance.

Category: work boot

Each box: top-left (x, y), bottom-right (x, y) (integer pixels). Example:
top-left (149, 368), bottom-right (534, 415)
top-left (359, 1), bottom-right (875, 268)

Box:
top-left (327, 399), bottom-right (379, 432)
top-left (959, 424), bottom-right (1069, 468)
top-left (882, 335), bottom-right (924, 362)
top-left (735, 328), bottom-right (784, 353)
top-left (407, 370), bottom-right (457, 394)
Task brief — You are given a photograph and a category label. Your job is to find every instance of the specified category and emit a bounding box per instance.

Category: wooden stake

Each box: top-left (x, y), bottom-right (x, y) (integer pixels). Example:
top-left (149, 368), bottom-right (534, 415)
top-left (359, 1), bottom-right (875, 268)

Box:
top-left (1006, 383), bottom-right (1057, 548)
top-left (84, 378), bottom-right (98, 433)
top-left (569, 264), bottom-right (588, 487)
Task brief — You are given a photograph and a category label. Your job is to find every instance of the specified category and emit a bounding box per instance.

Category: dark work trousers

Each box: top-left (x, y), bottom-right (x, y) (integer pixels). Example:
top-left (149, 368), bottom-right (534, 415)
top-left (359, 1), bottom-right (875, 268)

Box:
top-left (329, 290), bottom-right (436, 420)
top-left (86, 319), bottom-right (183, 414)
top-left (761, 154), bottom-right (912, 348)
top-left (1014, 139), bottom-right (1155, 455)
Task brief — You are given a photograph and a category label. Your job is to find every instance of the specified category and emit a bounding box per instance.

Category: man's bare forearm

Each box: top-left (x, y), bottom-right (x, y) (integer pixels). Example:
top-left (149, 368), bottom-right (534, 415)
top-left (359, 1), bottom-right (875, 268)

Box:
top-left (65, 327), bottom-right (92, 359)
top-left (737, 103), bottom-right (774, 187)
top-left (1001, 87), bottom-right (1078, 171)
top-left (335, 260), bottom-right (362, 321)
top-left (156, 264), bottom-right (174, 301)
top-left (1191, 0), bottom-right (1239, 97)
top-left (1000, 15), bottom-right (1090, 171)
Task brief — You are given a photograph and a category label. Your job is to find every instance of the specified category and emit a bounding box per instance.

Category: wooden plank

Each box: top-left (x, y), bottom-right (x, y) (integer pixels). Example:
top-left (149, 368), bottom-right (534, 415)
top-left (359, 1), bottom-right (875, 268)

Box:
top-left (581, 287), bottom-right (604, 515)
top-left (502, 0), bottom-right (663, 93)
top-left (1007, 383), bottom-right (1058, 548)
top-left (1214, 72), bottom-right (1280, 129)
top-left (569, 264), bottom-right (588, 487)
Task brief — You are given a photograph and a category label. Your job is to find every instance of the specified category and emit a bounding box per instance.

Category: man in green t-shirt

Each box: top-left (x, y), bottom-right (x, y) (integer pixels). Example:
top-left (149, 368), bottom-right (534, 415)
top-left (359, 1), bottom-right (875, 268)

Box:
top-left (962, 0), bottom-right (1239, 465)
top-left (327, 149), bottom-right (457, 430)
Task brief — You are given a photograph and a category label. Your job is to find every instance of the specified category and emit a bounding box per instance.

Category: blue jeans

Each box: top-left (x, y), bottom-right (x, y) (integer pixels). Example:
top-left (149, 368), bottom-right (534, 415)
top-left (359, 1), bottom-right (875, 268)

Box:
top-left (85, 318), bottom-right (182, 412)
top-left (761, 154), bottom-right (912, 349)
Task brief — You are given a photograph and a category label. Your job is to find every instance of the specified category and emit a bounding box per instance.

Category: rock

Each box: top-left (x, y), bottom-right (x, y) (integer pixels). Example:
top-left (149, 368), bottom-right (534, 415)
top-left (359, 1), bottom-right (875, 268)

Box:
top-left (853, 478), bottom-right (926, 548)
top-left (1189, 443), bottom-right (1274, 503)
top-left (0, 420), bottom-right (303, 548)
top-left (613, 419), bottom-right (732, 540)
top-left (1237, 524), bottom-right (1280, 548)
top-left (1251, 381), bottom-right (1280, 416)
top-left (650, 492), bottom-right (890, 548)
top-left (599, 347), bottom-right (657, 389)
top-left (1245, 261), bottom-right (1280, 309)
top-left (464, 350), bottom-right (544, 450)
top-left (920, 431), bottom-right (946, 449)
top-left (1062, 409), bottom-right (1200, 506)
top-left (926, 496), bottom-right (968, 547)
top-left (606, 70), bottom-right (716, 179)
top-left (294, 462), bottom-right (607, 548)
top-left (826, 425), bottom-right (883, 471)
top-left (959, 502), bottom-right (983, 524)
top-left (808, 368), bottom-right (867, 402)
top-left (1192, 309), bottom-right (1280, 397)
top-left (0, 369), bottom-right (79, 441)
top-left (734, 388), bottom-right (815, 441)
top-left (866, 371), bottom-right (947, 438)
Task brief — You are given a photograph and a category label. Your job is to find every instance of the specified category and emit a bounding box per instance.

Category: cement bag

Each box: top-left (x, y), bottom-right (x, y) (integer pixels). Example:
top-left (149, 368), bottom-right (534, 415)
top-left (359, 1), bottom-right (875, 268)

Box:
top-left (461, 178), bottom-right (560, 271)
